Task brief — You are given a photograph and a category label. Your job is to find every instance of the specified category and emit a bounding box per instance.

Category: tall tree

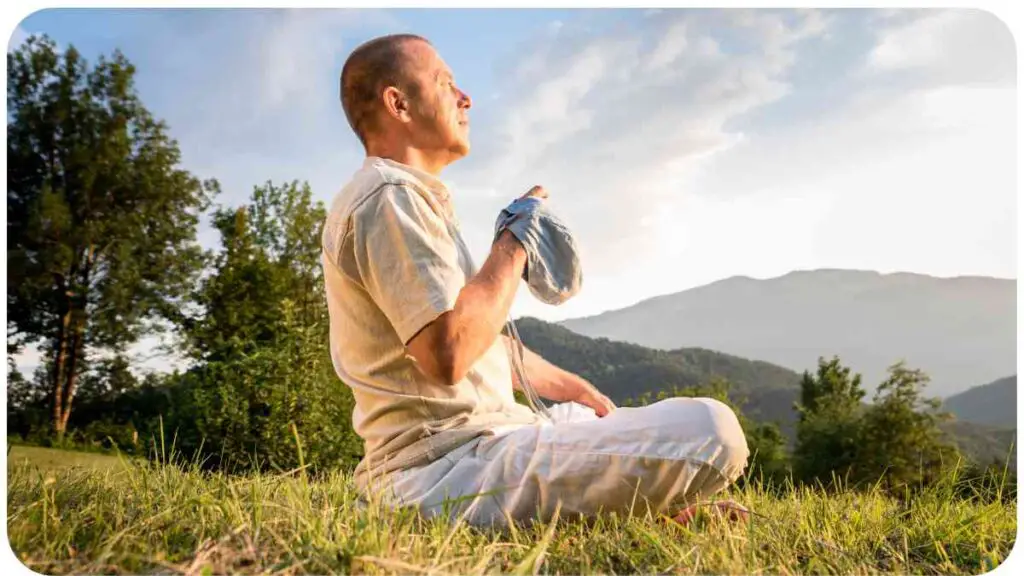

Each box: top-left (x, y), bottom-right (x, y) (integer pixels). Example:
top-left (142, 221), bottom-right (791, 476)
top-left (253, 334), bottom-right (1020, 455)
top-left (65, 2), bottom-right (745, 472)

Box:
top-left (858, 362), bottom-right (959, 491)
top-left (182, 180), bottom-right (326, 362)
top-left (793, 357), bottom-right (867, 486)
top-left (6, 36), bottom-right (216, 437)
top-left (168, 181), bottom-right (362, 473)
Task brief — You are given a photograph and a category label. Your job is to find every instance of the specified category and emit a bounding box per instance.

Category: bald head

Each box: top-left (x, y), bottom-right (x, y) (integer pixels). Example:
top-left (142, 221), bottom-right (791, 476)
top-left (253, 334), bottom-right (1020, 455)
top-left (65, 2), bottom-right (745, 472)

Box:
top-left (340, 34), bottom-right (430, 148)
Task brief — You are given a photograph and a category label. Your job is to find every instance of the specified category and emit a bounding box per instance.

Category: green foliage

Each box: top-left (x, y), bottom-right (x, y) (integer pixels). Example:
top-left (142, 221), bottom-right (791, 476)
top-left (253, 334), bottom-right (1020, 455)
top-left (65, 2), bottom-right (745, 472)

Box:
top-left (794, 357), bottom-right (962, 493)
top-left (859, 363), bottom-right (960, 492)
top-left (744, 421), bottom-right (790, 487)
top-left (182, 181), bottom-right (325, 362)
top-left (6, 35), bottom-right (215, 436)
top-left (793, 357), bottom-right (867, 485)
top-left (76, 353), bottom-right (139, 402)
top-left (169, 300), bottom-right (363, 474)
top-left (796, 356), bottom-right (866, 418)
top-left (162, 181), bottom-right (362, 474)
top-left (63, 371), bottom-right (176, 453)
top-left (8, 176), bottom-right (363, 474)
top-left (514, 317), bottom-right (801, 404)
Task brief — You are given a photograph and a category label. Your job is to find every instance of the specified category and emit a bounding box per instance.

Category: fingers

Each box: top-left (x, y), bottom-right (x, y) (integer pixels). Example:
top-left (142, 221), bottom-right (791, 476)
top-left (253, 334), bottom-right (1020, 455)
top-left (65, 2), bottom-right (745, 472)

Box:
top-left (597, 394), bottom-right (617, 417)
top-left (585, 389), bottom-right (617, 417)
top-left (518, 185), bottom-right (548, 201)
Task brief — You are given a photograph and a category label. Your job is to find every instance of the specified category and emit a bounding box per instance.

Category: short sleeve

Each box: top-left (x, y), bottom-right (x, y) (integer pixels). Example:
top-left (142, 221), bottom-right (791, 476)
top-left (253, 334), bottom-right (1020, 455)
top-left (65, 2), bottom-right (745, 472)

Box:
top-left (352, 184), bottom-right (465, 344)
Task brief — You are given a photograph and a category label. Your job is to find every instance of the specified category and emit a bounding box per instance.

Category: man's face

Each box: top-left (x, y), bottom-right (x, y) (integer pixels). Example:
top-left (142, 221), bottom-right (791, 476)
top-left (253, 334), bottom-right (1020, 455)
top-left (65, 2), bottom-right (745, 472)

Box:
top-left (402, 41), bottom-right (473, 160)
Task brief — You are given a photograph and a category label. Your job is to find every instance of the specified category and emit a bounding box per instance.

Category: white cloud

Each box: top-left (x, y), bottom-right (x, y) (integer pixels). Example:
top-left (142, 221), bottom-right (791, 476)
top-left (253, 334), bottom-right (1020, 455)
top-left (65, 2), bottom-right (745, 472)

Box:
top-left (437, 9), bottom-right (1015, 323)
top-left (257, 10), bottom-right (379, 112)
top-left (866, 9), bottom-right (1014, 86)
top-left (815, 85), bottom-right (1016, 275)
top-left (645, 19), bottom-right (689, 71)
top-left (133, 9), bottom-right (398, 211)
top-left (449, 10), bottom-right (829, 304)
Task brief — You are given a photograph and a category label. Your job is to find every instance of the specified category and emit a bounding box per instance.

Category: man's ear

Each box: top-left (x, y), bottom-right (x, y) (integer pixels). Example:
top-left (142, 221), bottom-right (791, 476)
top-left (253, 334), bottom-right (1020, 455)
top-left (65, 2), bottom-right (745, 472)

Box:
top-left (382, 86), bottom-right (412, 123)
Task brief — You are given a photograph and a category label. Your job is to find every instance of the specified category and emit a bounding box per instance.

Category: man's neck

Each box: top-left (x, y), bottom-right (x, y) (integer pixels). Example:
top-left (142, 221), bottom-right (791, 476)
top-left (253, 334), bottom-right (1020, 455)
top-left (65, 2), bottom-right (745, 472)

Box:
top-left (366, 142), bottom-right (448, 176)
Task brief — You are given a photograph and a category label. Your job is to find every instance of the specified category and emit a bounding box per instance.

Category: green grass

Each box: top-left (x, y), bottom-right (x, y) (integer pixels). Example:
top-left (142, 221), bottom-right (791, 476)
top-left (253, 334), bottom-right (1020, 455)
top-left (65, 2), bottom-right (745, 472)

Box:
top-left (5, 448), bottom-right (1017, 575)
top-left (6, 445), bottom-right (129, 474)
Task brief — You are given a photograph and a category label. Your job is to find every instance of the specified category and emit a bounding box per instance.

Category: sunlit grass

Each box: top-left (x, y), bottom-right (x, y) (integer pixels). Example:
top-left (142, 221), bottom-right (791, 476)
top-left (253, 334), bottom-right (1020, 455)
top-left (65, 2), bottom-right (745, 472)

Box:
top-left (5, 446), bottom-right (1017, 574)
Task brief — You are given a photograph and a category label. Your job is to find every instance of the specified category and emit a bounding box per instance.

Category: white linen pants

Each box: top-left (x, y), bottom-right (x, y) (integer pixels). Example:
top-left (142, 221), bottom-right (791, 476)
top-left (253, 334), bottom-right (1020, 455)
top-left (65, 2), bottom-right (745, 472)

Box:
top-left (370, 397), bottom-right (750, 527)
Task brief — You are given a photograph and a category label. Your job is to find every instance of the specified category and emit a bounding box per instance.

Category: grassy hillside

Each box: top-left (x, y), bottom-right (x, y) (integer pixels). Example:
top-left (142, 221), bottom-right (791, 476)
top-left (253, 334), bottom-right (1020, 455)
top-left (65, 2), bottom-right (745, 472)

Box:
top-left (5, 449), bottom-right (1015, 574)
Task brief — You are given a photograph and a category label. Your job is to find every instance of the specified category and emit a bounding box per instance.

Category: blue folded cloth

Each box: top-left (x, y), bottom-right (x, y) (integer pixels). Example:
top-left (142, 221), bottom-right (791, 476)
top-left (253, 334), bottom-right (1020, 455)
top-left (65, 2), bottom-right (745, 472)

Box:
top-left (493, 197), bottom-right (583, 306)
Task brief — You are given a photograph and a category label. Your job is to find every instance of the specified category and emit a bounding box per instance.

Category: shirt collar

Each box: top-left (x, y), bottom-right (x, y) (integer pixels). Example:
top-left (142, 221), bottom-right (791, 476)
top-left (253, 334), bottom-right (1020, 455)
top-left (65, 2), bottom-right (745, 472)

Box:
top-left (364, 156), bottom-right (452, 203)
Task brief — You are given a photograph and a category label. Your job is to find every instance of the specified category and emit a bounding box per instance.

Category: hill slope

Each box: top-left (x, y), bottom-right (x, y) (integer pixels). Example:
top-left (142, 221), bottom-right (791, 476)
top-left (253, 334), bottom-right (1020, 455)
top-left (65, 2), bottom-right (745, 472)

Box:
top-left (940, 420), bottom-right (1017, 468)
top-left (515, 316), bottom-right (803, 435)
top-left (561, 269), bottom-right (1015, 398)
top-left (516, 317), bottom-right (1015, 466)
top-left (514, 316), bottom-right (800, 406)
top-left (943, 376), bottom-right (1017, 429)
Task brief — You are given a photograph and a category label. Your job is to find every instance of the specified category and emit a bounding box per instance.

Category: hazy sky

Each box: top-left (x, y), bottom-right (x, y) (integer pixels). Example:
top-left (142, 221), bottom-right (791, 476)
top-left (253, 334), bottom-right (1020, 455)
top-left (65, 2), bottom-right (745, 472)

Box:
top-left (7, 8), bottom-right (1017, 372)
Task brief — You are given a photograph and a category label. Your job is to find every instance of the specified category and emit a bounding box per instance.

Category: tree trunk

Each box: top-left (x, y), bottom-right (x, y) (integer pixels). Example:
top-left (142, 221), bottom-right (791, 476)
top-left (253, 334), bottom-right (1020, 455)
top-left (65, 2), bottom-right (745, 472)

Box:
top-left (59, 322), bottom-right (84, 432)
top-left (59, 243), bottom-right (96, 434)
top-left (52, 309), bottom-right (72, 438)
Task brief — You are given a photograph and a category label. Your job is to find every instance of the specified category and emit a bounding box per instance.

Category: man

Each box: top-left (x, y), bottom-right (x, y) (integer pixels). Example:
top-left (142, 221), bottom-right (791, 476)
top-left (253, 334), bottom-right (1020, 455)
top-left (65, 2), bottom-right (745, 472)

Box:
top-left (322, 33), bottom-right (749, 526)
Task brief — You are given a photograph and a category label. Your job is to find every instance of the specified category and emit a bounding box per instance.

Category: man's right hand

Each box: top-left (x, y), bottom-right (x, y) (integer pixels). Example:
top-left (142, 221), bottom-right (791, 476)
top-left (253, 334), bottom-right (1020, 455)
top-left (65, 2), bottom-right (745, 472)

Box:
top-left (519, 185), bottom-right (547, 201)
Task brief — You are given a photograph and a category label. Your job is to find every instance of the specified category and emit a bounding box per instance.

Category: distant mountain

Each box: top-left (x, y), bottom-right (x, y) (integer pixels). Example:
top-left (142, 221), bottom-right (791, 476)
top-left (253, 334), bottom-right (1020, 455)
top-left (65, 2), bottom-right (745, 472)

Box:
top-left (560, 269), bottom-right (1015, 398)
top-left (515, 317), bottom-right (1015, 467)
top-left (944, 376), bottom-right (1017, 429)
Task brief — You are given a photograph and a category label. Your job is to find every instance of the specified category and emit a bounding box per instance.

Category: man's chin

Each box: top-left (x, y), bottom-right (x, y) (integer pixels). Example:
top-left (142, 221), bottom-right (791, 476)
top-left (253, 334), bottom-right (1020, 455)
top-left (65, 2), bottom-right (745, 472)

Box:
top-left (450, 140), bottom-right (471, 159)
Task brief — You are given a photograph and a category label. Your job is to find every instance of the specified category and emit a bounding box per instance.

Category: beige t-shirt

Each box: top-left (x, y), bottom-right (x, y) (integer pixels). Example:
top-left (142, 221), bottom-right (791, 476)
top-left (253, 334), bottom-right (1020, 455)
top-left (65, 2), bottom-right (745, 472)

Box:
top-left (321, 157), bottom-right (543, 488)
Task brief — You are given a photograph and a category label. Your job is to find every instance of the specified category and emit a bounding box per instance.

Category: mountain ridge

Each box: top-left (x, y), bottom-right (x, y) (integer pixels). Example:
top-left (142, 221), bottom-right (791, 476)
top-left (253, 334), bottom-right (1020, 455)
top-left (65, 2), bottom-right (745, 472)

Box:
top-left (558, 268), bottom-right (1015, 398)
top-left (564, 269), bottom-right (1015, 325)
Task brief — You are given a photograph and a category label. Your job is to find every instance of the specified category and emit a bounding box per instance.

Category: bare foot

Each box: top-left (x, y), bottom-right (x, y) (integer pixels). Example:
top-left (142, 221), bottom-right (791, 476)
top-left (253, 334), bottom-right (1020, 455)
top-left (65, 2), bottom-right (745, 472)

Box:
top-left (668, 500), bottom-right (751, 527)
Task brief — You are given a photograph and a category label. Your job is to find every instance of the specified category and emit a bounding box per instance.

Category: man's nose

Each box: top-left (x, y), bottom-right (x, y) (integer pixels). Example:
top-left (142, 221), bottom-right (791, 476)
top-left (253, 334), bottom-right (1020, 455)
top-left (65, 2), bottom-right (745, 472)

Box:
top-left (458, 89), bottom-right (472, 110)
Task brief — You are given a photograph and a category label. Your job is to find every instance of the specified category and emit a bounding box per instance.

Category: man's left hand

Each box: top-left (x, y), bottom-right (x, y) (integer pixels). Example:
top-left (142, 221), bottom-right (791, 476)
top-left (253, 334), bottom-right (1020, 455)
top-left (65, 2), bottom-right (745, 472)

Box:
top-left (509, 336), bottom-right (617, 417)
top-left (566, 376), bottom-right (617, 417)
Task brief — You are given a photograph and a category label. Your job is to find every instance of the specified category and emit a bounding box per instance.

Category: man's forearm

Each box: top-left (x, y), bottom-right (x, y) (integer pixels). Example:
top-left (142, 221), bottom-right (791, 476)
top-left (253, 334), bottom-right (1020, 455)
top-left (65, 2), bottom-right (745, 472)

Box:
top-left (507, 339), bottom-right (617, 416)
top-left (409, 230), bottom-right (526, 385)
top-left (505, 336), bottom-right (578, 401)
